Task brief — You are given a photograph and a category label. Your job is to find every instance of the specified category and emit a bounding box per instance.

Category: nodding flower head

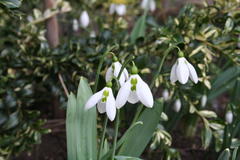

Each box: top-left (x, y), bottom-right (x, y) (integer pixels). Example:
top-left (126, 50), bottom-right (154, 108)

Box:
top-left (105, 61), bottom-right (129, 86)
top-left (109, 3), bottom-right (126, 16)
top-left (116, 64), bottom-right (153, 109)
top-left (225, 111), bottom-right (233, 124)
top-left (173, 99), bottom-right (181, 112)
top-left (141, 0), bottom-right (156, 12)
top-left (85, 87), bottom-right (116, 121)
top-left (170, 57), bottom-right (198, 84)
top-left (80, 11), bottom-right (90, 28)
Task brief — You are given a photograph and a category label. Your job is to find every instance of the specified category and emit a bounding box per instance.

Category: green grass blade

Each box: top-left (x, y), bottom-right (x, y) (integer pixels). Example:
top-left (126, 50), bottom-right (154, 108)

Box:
top-left (118, 99), bottom-right (164, 157)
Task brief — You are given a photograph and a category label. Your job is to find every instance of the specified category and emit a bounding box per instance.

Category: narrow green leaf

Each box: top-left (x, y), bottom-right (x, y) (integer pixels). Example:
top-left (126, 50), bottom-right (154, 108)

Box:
top-left (130, 13), bottom-right (147, 44)
top-left (201, 126), bottom-right (212, 149)
top-left (208, 66), bottom-right (240, 100)
top-left (66, 93), bottom-right (77, 160)
top-left (232, 147), bottom-right (238, 160)
top-left (0, 0), bottom-right (21, 8)
top-left (118, 99), bottom-right (163, 157)
top-left (66, 77), bottom-right (97, 160)
top-left (76, 77), bottom-right (97, 160)
top-left (218, 148), bottom-right (231, 160)
top-left (115, 156), bottom-right (142, 160)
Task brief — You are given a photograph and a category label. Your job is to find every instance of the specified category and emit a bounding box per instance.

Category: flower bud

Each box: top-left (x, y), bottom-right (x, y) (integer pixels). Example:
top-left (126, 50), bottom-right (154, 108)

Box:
top-left (80, 11), bottom-right (90, 28)
top-left (72, 19), bottom-right (79, 31)
top-left (173, 99), bottom-right (181, 112)
top-left (201, 95), bottom-right (207, 108)
top-left (162, 89), bottom-right (169, 101)
top-left (225, 111), bottom-right (233, 124)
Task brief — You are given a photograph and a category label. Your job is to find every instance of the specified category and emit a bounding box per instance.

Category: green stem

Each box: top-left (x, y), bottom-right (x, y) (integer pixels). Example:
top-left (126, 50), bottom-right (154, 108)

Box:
top-left (97, 115), bottom-right (108, 160)
top-left (112, 109), bottom-right (120, 160)
top-left (131, 47), bottom-right (172, 124)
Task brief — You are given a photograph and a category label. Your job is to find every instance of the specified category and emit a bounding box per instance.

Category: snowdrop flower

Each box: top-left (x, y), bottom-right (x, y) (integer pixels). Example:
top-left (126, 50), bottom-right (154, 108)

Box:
top-left (80, 11), bottom-right (90, 28)
top-left (141, 0), bottom-right (156, 12)
top-left (116, 64), bottom-right (153, 108)
top-left (85, 83), bottom-right (116, 121)
top-left (109, 3), bottom-right (126, 16)
top-left (170, 57), bottom-right (198, 84)
top-left (173, 99), bottom-right (181, 112)
top-left (162, 89), bottom-right (169, 101)
top-left (72, 19), bottom-right (79, 32)
top-left (105, 58), bottom-right (129, 86)
top-left (27, 15), bottom-right (33, 22)
top-left (201, 95), bottom-right (207, 108)
top-left (225, 111), bottom-right (233, 124)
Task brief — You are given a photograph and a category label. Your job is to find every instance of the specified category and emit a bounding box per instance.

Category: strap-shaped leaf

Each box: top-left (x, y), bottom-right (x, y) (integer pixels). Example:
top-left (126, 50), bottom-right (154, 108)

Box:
top-left (118, 99), bottom-right (164, 157)
top-left (66, 77), bottom-right (97, 160)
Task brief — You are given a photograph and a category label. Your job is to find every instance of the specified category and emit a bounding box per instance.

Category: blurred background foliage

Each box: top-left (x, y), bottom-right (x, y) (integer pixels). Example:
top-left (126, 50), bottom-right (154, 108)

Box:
top-left (0, 0), bottom-right (239, 159)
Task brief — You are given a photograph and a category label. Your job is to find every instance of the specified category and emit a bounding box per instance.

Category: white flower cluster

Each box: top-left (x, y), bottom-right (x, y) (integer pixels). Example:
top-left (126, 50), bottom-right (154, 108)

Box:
top-left (85, 59), bottom-right (154, 121)
top-left (85, 50), bottom-right (199, 121)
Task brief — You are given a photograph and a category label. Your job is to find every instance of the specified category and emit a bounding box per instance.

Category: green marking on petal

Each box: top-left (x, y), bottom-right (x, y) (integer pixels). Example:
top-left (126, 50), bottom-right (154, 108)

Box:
top-left (131, 78), bottom-right (138, 85)
top-left (103, 90), bottom-right (109, 97)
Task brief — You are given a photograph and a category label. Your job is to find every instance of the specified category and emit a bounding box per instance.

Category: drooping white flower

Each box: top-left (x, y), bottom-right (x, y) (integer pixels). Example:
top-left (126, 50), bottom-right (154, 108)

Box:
top-left (72, 19), bottom-right (79, 32)
top-left (162, 89), bottom-right (169, 101)
top-left (201, 95), bottom-right (207, 108)
top-left (80, 11), bottom-right (90, 28)
top-left (85, 87), bottom-right (116, 121)
top-left (225, 111), bottom-right (233, 124)
top-left (27, 15), bottom-right (33, 22)
top-left (105, 61), bottom-right (129, 86)
top-left (170, 57), bottom-right (198, 84)
top-left (116, 74), bottom-right (154, 108)
top-left (141, 0), bottom-right (156, 12)
top-left (173, 99), bottom-right (181, 112)
top-left (109, 4), bottom-right (126, 16)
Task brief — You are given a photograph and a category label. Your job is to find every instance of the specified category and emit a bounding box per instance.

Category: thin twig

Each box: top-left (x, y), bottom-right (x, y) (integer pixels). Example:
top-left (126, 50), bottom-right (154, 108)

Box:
top-left (58, 73), bottom-right (69, 97)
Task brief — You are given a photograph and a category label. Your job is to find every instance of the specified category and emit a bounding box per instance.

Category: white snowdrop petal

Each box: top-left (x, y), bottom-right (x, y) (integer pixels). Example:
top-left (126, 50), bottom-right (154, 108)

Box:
top-left (105, 66), bottom-right (113, 82)
top-left (85, 89), bottom-right (103, 110)
top-left (225, 111), bottom-right (233, 124)
top-left (173, 99), bottom-right (181, 112)
top-left (119, 74), bottom-right (126, 86)
top-left (170, 62), bottom-right (178, 83)
top-left (141, 0), bottom-right (148, 9)
top-left (176, 58), bottom-right (189, 84)
top-left (113, 62), bottom-right (122, 77)
top-left (127, 91), bottom-right (139, 104)
top-left (73, 19), bottom-right (79, 31)
top-left (97, 102), bottom-right (106, 113)
top-left (162, 89), bottom-right (169, 101)
top-left (115, 4), bottom-right (126, 16)
top-left (201, 95), bottom-right (207, 108)
top-left (109, 4), bottom-right (116, 14)
top-left (150, 0), bottom-right (156, 11)
top-left (116, 80), bottom-right (131, 109)
top-left (80, 11), bottom-right (90, 28)
top-left (186, 61), bottom-right (198, 84)
top-left (136, 76), bottom-right (154, 108)
top-left (123, 68), bottom-right (129, 80)
top-left (106, 90), bottom-right (116, 121)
